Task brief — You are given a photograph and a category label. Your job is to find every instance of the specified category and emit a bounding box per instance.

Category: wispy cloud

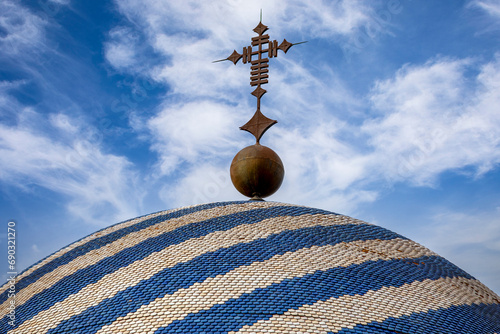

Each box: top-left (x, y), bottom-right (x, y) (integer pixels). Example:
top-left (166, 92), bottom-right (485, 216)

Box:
top-left (241, 55), bottom-right (500, 212)
top-left (111, 0), bottom-right (377, 98)
top-left (0, 1), bottom-right (47, 55)
top-left (105, 27), bottom-right (140, 71)
top-left (0, 0), bottom-right (145, 225)
top-left (159, 164), bottom-right (238, 206)
top-left (107, 0), bottom-right (377, 208)
top-left (3, 0), bottom-right (498, 220)
top-left (0, 107), bottom-right (142, 225)
top-left (364, 55), bottom-right (500, 186)
top-left (471, 0), bottom-right (500, 18)
top-left (48, 0), bottom-right (70, 5)
top-left (148, 100), bottom-right (244, 176)
top-left (103, 0), bottom-right (500, 215)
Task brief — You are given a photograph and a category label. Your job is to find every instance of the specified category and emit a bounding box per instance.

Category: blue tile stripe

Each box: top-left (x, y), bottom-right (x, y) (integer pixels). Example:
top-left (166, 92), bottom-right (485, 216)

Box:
top-left (3, 205), bottom-right (338, 329)
top-left (0, 201), bottom-right (242, 305)
top-left (151, 256), bottom-right (472, 334)
top-left (335, 303), bottom-right (500, 334)
top-left (45, 223), bottom-right (399, 334)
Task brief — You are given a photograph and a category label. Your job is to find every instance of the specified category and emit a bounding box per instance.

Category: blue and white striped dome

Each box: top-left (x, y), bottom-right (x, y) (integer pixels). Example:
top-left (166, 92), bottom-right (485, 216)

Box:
top-left (2, 201), bottom-right (500, 333)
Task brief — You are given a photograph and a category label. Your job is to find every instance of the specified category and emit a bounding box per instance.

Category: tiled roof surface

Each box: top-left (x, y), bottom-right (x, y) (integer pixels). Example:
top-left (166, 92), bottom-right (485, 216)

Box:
top-left (2, 201), bottom-right (499, 333)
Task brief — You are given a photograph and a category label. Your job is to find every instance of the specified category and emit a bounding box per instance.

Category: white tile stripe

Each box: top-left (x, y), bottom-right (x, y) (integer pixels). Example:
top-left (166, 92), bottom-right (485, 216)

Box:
top-left (0, 201), bottom-right (289, 319)
top-left (232, 277), bottom-right (500, 334)
top-left (9, 211), bottom-right (352, 333)
top-left (93, 238), bottom-right (435, 334)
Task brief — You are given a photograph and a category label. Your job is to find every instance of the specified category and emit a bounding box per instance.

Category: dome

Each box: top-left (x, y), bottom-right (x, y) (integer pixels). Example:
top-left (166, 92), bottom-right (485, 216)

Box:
top-left (1, 201), bottom-right (499, 333)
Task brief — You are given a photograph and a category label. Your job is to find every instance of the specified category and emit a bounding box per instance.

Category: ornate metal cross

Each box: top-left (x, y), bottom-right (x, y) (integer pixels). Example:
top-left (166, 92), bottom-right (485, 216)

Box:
top-left (215, 18), bottom-right (306, 143)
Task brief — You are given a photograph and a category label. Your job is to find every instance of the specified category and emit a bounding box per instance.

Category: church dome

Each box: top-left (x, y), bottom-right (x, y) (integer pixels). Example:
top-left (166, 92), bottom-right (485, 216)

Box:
top-left (2, 201), bottom-right (500, 333)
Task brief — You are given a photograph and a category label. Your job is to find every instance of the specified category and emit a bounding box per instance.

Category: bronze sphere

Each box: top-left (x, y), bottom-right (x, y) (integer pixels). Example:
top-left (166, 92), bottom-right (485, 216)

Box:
top-left (230, 144), bottom-right (284, 199)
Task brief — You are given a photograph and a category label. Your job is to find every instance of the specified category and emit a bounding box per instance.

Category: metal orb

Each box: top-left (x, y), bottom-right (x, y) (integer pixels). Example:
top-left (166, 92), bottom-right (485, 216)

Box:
top-left (230, 144), bottom-right (284, 200)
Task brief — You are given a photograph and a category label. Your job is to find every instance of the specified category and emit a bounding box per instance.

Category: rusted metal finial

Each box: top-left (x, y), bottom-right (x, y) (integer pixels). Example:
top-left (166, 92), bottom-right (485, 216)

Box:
top-left (213, 18), bottom-right (307, 143)
top-left (216, 15), bottom-right (306, 200)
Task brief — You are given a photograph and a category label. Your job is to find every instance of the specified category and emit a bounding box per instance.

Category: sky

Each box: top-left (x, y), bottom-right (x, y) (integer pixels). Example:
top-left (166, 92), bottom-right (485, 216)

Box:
top-left (0, 0), bottom-right (499, 294)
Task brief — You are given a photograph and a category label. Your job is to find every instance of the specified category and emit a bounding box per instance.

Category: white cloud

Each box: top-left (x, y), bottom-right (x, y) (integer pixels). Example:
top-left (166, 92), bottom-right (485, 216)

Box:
top-left (260, 54), bottom-right (500, 213)
top-left (105, 27), bottom-right (140, 70)
top-left (105, 0), bottom-right (378, 209)
top-left (285, 0), bottom-right (371, 37)
top-left (115, 0), bottom-right (373, 40)
top-left (0, 80), bottom-right (28, 118)
top-left (100, 1), bottom-right (500, 213)
top-left (108, 1), bottom-right (500, 214)
top-left (269, 58), bottom-right (362, 123)
top-left (363, 55), bottom-right (500, 186)
top-left (48, 0), bottom-right (70, 5)
top-left (49, 113), bottom-right (80, 134)
top-left (471, 0), bottom-right (500, 18)
top-left (270, 121), bottom-right (375, 211)
top-left (159, 164), bottom-right (238, 207)
top-left (148, 100), bottom-right (244, 175)
top-left (0, 1), bottom-right (147, 227)
top-left (111, 0), bottom-right (377, 101)
top-left (0, 1), bottom-right (47, 55)
top-left (0, 107), bottom-right (142, 226)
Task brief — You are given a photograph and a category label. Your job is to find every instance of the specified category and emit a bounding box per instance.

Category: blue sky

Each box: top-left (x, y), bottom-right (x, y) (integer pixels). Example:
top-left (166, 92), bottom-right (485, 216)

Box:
top-left (1, 0), bottom-right (499, 294)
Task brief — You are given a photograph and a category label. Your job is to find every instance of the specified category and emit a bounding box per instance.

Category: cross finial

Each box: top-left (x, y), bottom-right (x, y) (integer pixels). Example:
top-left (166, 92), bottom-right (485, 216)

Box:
top-left (214, 17), bottom-right (306, 143)
top-left (220, 14), bottom-right (306, 200)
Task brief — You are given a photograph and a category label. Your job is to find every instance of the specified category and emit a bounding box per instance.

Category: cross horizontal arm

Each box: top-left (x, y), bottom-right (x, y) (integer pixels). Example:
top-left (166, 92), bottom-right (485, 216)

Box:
top-left (212, 41), bottom-right (307, 64)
